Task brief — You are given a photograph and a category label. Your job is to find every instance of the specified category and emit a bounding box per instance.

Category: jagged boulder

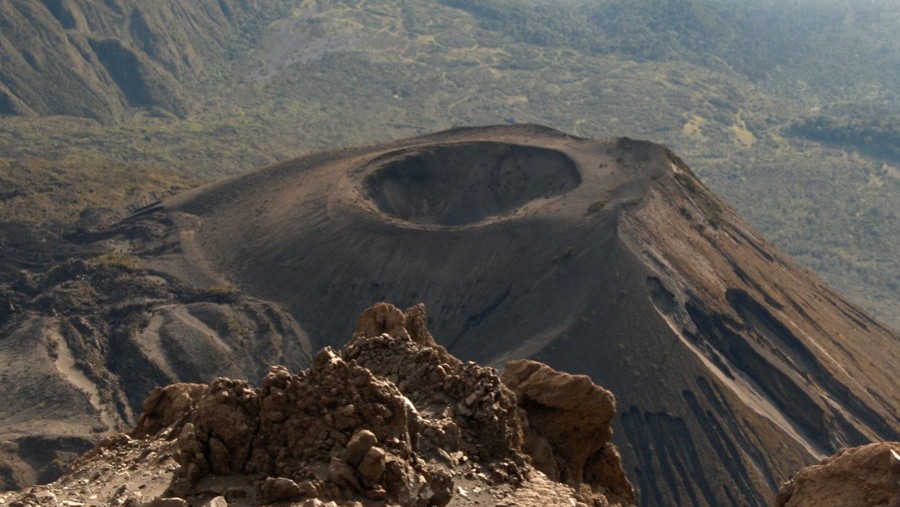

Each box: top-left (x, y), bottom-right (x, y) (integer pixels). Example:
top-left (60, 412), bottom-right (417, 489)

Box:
top-left (259, 476), bottom-right (302, 503)
top-left (503, 360), bottom-right (635, 506)
top-left (775, 441), bottom-right (900, 507)
top-left (131, 383), bottom-right (208, 438)
top-left (353, 301), bottom-right (410, 341)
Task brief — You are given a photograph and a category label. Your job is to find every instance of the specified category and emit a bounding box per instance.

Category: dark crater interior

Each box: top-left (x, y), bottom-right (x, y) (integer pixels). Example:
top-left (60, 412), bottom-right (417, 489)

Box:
top-left (363, 142), bottom-right (581, 225)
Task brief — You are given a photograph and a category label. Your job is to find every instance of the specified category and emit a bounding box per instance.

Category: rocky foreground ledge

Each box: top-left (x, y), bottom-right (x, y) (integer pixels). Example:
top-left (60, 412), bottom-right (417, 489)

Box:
top-left (774, 441), bottom-right (900, 507)
top-left (0, 303), bottom-right (634, 507)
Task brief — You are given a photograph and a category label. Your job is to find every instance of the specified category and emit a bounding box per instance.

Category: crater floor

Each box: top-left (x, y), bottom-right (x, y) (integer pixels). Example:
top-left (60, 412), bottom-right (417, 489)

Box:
top-left (362, 142), bottom-right (581, 226)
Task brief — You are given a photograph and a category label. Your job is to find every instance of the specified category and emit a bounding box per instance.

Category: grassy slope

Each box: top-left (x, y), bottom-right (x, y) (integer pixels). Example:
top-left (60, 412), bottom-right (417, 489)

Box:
top-left (0, 155), bottom-right (197, 226)
top-left (0, 0), bottom-right (896, 329)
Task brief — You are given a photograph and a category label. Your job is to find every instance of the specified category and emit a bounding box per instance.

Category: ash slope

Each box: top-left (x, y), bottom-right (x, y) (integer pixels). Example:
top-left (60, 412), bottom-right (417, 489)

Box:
top-left (156, 125), bottom-right (899, 506)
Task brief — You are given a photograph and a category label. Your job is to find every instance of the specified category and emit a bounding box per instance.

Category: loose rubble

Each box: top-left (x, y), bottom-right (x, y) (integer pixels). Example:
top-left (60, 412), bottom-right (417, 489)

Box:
top-left (0, 302), bottom-right (635, 507)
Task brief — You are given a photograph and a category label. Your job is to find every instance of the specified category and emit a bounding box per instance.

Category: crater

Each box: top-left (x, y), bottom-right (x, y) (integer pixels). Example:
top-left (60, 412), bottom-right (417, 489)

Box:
top-left (362, 142), bottom-right (581, 226)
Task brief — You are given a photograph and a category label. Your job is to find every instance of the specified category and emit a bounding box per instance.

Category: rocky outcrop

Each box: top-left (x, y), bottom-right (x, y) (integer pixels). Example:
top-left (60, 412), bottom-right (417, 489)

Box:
top-left (503, 360), bottom-right (635, 506)
top-left (132, 383), bottom-right (208, 439)
top-left (167, 302), bottom-right (537, 505)
top-left (0, 302), bottom-right (635, 506)
top-left (171, 352), bottom-right (456, 506)
top-left (775, 441), bottom-right (900, 507)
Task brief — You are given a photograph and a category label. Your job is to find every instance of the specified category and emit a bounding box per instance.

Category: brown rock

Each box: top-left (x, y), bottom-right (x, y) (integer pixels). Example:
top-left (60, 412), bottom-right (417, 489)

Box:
top-left (358, 446), bottom-right (387, 485)
top-left (132, 384), bottom-right (208, 438)
top-left (353, 302), bottom-right (409, 341)
top-left (260, 476), bottom-right (302, 503)
top-left (425, 467), bottom-right (454, 507)
top-left (198, 496), bottom-right (228, 507)
top-left (403, 303), bottom-right (436, 347)
top-left (328, 457), bottom-right (361, 492)
top-left (28, 489), bottom-right (56, 505)
top-left (345, 429), bottom-right (377, 466)
top-left (775, 442), bottom-right (900, 507)
top-left (365, 487), bottom-right (387, 501)
top-left (502, 359), bottom-right (634, 506)
top-left (207, 437), bottom-right (231, 474)
top-left (174, 378), bottom-right (259, 478)
top-left (95, 433), bottom-right (132, 450)
top-left (296, 480), bottom-right (319, 498)
top-left (403, 303), bottom-right (460, 366)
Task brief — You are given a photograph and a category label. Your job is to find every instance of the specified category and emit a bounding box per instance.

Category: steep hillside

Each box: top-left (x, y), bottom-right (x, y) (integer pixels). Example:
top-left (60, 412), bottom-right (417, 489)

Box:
top-left (0, 0), bottom-right (287, 120)
top-left (0, 219), bottom-right (313, 489)
top-left (2, 126), bottom-right (894, 505)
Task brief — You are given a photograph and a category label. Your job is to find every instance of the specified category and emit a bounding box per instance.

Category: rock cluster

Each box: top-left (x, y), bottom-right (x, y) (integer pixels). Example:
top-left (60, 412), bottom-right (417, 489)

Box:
top-left (775, 441), bottom-right (900, 507)
top-left (167, 302), bottom-right (536, 505)
top-left (344, 303), bottom-right (525, 466)
top-left (0, 302), bottom-right (635, 507)
top-left (171, 352), bottom-right (452, 505)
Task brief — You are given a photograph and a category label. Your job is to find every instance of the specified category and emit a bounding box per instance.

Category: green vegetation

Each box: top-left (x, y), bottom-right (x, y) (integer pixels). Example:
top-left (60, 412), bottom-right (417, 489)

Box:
top-left (0, 155), bottom-right (196, 226)
top-left (787, 112), bottom-right (900, 164)
top-left (587, 200), bottom-right (608, 215)
top-left (204, 285), bottom-right (241, 303)
top-left (88, 253), bottom-right (137, 271)
top-left (0, 0), bottom-right (896, 329)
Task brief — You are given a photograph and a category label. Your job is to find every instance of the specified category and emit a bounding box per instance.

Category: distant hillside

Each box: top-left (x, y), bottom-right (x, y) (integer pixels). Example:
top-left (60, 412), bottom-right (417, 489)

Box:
top-left (787, 110), bottom-right (900, 164)
top-left (443, 0), bottom-right (900, 102)
top-left (4, 0), bottom-right (897, 121)
top-left (0, 0), bottom-right (288, 120)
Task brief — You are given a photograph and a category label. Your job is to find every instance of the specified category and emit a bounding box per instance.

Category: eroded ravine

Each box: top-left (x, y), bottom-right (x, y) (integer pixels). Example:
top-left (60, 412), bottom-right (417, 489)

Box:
top-left (47, 324), bottom-right (117, 432)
